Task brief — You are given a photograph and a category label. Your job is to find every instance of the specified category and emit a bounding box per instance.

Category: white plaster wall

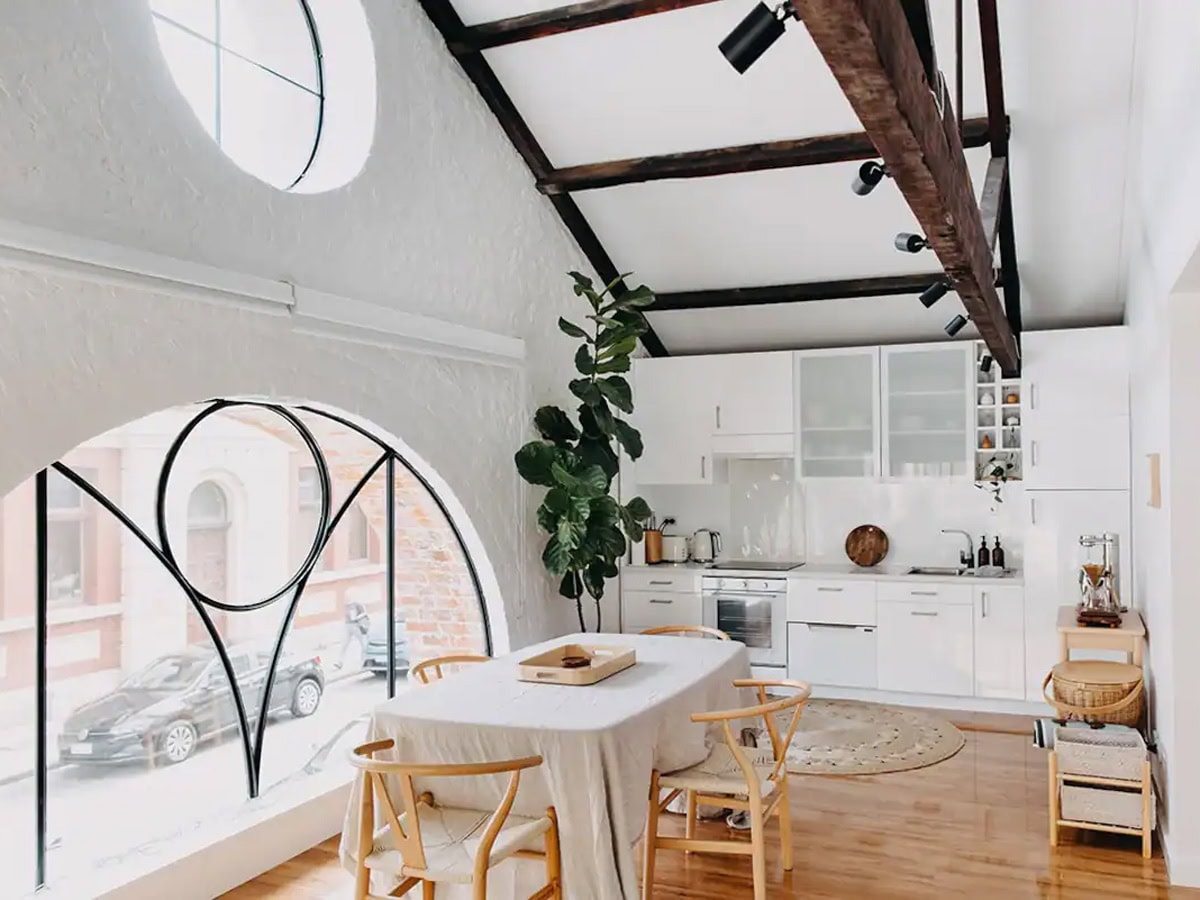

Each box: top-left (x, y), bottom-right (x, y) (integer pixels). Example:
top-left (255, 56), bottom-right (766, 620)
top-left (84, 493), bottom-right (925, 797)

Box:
top-left (0, 0), bottom-right (588, 653)
top-left (1120, 0), bottom-right (1200, 884)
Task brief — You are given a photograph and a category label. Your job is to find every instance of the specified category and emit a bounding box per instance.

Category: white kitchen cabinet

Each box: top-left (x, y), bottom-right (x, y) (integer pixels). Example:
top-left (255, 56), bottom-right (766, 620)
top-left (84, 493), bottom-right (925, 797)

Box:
top-left (621, 590), bottom-right (703, 633)
top-left (973, 584), bottom-right (1025, 699)
top-left (1021, 328), bottom-right (1130, 490)
top-left (881, 344), bottom-right (973, 479)
top-left (795, 348), bottom-right (881, 478)
top-left (631, 357), bottom-right (713, 485)
top-left (706, 351), bottom-right (794, 436)
top-left (788, 622), bottom-right (878, 689)
top-left (1022, 490), bottom-right (1132, 701)
top-left (877, 592), bottom-right (974, 695)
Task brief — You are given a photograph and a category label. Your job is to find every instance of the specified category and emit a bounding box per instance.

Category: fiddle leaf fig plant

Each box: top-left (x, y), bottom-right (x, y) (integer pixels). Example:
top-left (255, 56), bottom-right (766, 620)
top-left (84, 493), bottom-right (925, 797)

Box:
top-left (515, 271), bottom-right (656, 632)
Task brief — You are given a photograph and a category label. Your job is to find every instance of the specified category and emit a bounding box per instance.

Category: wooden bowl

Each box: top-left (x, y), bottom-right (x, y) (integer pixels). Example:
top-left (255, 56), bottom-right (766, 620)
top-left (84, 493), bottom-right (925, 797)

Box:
top-left (845, 524), bottom-right (889, 567)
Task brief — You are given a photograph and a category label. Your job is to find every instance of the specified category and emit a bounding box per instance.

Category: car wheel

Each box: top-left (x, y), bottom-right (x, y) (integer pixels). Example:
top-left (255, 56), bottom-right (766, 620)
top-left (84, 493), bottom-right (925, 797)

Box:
top-left (160, 720), bottom-right (197, 765)
top-left (291, 678), bottom-right (322, 717)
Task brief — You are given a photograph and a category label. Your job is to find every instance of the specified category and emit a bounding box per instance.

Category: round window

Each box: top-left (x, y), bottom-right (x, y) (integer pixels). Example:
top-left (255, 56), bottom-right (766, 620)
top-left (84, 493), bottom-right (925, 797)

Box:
top-left (150, 0), bottom-right (375, 193)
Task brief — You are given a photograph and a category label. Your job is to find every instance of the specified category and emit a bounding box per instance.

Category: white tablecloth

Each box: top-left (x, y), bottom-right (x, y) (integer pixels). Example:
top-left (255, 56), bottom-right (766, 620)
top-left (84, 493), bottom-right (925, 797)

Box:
top-left (339, 632), bottom-right (751, 899)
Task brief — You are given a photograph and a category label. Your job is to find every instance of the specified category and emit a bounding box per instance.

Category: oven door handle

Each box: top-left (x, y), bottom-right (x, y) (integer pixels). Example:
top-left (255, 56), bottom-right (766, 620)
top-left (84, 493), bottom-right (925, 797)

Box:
top-left (703, 591), bottom-right (785, 600)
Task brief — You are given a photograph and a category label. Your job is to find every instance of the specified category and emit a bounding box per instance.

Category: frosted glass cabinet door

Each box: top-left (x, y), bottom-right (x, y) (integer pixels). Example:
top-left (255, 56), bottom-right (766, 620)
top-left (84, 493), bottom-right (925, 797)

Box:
top-left (881, 344), bottom-right (973, 479)
top-left (795, 348), bottom-right (880, 478)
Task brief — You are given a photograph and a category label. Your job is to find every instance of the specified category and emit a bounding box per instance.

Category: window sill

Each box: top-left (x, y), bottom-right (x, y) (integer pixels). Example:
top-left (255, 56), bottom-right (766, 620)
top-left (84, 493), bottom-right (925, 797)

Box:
top-left (0, 602), bottom-right (124, 635)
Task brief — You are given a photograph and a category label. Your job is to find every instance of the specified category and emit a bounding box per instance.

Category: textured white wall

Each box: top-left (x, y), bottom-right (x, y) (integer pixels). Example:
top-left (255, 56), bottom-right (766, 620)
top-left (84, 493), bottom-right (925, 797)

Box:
top-left (1120, 0), bottom-right (1200, 884)
top-left (0, 0), bottom-right (586, 650)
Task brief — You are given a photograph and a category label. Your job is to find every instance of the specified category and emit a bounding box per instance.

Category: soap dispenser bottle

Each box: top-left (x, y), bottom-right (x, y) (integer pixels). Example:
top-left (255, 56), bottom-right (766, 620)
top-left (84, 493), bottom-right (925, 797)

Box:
top-left (992, 537), bottom-right (1006, 569)
top-left (977, 536), bottom-right (991, 569)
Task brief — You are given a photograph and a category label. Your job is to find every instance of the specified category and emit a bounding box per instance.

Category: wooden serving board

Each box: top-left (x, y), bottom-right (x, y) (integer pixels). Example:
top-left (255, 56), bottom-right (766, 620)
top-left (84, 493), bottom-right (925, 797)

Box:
top-left (517, 643), bottom-right (636, 686)
top-left (845, 524), bottom-right (889, 567)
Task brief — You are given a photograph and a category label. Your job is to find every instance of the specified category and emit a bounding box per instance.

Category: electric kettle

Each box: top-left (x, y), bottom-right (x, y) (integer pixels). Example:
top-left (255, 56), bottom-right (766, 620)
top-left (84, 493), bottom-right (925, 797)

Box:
top-left (691, 529), bottom-right (722, 563)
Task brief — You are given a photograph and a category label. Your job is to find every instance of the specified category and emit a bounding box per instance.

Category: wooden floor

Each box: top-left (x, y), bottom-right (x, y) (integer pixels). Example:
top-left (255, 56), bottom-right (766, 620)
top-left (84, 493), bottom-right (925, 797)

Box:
top-left (225, 728), bottom-right (1194, 899)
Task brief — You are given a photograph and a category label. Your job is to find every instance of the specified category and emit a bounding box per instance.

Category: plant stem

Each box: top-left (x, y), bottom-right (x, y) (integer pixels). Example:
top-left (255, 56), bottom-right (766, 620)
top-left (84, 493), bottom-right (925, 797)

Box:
top-left (575, 595), bottom-right (585, 632)
top-left (594, 598), bottom-right (602, 633)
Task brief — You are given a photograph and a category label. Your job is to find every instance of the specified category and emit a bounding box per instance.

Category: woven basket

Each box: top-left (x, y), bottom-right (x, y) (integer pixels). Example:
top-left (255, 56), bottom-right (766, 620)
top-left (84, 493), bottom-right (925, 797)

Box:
top-left (1061, 784), bottom-right (1150, 830)
top-left (1055, 726), bottom-right (1146, 781)
top-left (1042, 660), bottom-right (1143, 726)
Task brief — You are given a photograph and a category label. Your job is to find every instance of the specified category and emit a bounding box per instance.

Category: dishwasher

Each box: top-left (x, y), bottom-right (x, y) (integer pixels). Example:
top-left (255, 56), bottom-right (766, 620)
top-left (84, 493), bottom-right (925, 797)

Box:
top-left (787, 622), bottom-right (877, 688)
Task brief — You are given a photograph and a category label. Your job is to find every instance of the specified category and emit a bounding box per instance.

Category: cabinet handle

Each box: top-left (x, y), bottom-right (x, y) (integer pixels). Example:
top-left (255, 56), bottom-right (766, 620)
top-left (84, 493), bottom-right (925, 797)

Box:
top-left (816, 586), bottom-right (845, 592)
top-left (1030, 440), bottom-right (1039, 466)
top-left (648, 598), bottom-right (674, 605)
top-left (701, 455), bottom-right (706, 479)
top-left (1030, 497), bottom-right (1037, 525)
top-left (910, 610), bottom-right (940, 617)
top-left (716, 405), bottom-right (722, 429)
top-left (981, 591), bottom-right (989, 619)
top-left (648, 580), bottom-right (673, 586)
top-left (1030, 383), bottom-right (1037, 411)
top-left (910, 591), bottom-right (939, 597)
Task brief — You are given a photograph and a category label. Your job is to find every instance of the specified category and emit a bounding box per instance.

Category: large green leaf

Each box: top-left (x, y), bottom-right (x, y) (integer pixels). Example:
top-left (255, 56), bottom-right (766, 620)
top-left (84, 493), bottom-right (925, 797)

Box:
top-left (558, 317), bottom-right (591, 340)
top-left (559, 571), bottom-right (583, 600)
top-left (596, 376), bottom-right (632, 414)
top-left (574, 345), bottom-right (595, 376)
top-left (577, 434), bottom-right (619, 481)
top-left (587, 495), bottom-right (622, 530)
top-left (624, 496), bottom-right (653, 521)
top-left (598, 335), bottom-right (638, 360)
top-left (577, 403), bottom-right (603, 438)
top-left (596, 324), bottom-right (637, 349)
top-left (568, 270), bottom-right (594, 295)
top-left (611, 418), bottom-right (644, 460)
top-left (590, 400), bottom-right (616, 436)
top-left (514, 441), bottom-right (558, 487)
top-left (595, 354), bottom-right (631, 374)
top-left (537, 487), bottom-right (590, 534)
top-left (569, 377), bottom-right (602, 407)
top-left (542, 535), bottom-right (572, 576)
top-left (592, 522), bottom-right (627, 559)
top-left (606, 285), bottom-right (657, 310)
top-left (533, 406), bottom-right (579, 446)
top-left (556, 514), bottom-right (588, 553)
top-left (550, 461), bottom-right (607, 498)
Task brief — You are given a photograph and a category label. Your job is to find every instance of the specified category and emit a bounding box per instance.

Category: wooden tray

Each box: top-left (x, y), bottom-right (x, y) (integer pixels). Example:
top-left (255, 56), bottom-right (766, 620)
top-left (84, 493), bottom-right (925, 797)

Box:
top-left (845, 524), bottom-right (889, 567)
top-left (517, 643), bottom-right (636, 686)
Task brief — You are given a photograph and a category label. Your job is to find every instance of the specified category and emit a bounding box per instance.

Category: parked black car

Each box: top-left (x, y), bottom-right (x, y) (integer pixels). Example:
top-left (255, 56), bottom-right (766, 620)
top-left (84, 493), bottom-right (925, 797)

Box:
top-left (58, 645), bottom-right (325, 766)
top-left (360, 618), bottom-right (410, 677)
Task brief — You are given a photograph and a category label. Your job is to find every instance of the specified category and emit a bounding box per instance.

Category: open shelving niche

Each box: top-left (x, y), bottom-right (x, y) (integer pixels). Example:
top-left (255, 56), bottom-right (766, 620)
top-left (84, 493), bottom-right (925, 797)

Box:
top-left (975, 341), bottom-right (1022, 483)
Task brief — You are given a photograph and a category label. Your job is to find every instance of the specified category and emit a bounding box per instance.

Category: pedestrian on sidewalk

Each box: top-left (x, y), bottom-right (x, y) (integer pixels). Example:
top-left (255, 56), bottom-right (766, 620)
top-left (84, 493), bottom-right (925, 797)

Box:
top-left (335, 599), bottom-right (370, 670)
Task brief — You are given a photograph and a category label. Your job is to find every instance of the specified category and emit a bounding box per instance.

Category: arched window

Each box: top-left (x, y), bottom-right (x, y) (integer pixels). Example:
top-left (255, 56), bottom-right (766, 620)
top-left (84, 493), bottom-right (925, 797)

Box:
top-left (0, 401), bottom-right (489, 894)
top-left (148, 0), bottom-right (377, 192)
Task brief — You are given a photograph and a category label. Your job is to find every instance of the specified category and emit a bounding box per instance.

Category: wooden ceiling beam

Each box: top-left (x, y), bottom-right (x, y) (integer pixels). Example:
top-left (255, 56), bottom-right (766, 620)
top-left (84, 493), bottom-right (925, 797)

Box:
top-left (452, 0), bottom-right (721, 53)
top-left (652, 273), bottom-right (950, 312)
top-left (538, 117), bottom-right (995, 194)
top-left (792, 0), bottom-right (1019, 371)
top-left (416, 0), bottom-right (668, 356)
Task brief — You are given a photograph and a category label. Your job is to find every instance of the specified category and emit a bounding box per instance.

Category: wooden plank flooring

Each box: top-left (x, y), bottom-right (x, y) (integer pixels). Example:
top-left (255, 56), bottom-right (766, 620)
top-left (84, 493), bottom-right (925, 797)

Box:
top-left (225, 730), bottom-right (1194, 898)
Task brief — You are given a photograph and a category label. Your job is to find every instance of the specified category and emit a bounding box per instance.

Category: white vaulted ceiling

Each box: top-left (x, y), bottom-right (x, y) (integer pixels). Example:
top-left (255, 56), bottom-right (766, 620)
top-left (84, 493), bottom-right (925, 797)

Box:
top-left (447, 0), bottom-right (1141, 353)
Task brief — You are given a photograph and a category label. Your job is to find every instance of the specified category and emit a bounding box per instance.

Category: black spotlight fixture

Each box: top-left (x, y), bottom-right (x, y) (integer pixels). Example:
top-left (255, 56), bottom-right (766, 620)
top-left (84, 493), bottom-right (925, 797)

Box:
top-left (918, 280), bottom-right (950, 308)
top-left (944, 314), bottom-right (969, 337)
top-left (979, 354), bottom-right (994, 375)
top-left (894, 232), bottom-right (929, 253)
top-left (851, 160), bottom-right (889, 196)
top-left (720, 1), bottom-right (798, 74)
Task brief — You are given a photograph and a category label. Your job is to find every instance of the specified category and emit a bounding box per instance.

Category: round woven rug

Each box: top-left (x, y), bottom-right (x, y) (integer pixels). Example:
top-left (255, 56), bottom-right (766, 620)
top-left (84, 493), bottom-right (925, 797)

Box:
top-left (778, 699), bottom-right (964, 775)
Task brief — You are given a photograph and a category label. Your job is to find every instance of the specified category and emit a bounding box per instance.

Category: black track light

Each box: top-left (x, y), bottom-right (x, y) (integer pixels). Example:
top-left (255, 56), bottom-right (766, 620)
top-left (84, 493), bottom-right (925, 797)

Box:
top-left (919, 280), bottom-right (950, 308)
top-left (851, 160), bottom-right (889, 196)
top-left (720, 2), bottom-right (798, 74)
top-left (894, 232), bottom-right (929, 253)
top-left (980, 354), bottom-right (994, 375)
top-left (944, 314), bottom-right (969, 337)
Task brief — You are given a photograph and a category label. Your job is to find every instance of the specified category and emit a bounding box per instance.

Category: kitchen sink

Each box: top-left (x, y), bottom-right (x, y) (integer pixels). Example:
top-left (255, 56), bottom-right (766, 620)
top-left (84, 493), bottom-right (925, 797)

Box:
top-left (905, 566), bottom-right (968, 576)
top-left (905, 566), bottom-right (1016, 578)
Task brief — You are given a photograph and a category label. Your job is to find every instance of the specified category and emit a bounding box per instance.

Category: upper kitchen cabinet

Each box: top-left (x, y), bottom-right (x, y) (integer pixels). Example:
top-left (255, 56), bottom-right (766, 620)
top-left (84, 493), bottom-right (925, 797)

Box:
top-left (631, 356), bottom-right (714, 485)
top-left (1021, 328), bottom-right (1130, 490)
top-left (881, 344), bottom-right (973, 479)
top-left (706, 351), bottom-right (794, 454)
top-left (796, 348), bottom-right (880, 478)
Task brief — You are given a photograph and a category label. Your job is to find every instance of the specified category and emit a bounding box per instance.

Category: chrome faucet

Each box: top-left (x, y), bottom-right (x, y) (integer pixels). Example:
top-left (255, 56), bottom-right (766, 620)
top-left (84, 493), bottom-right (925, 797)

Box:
top-left (941, 529), bottom-right (974, 570)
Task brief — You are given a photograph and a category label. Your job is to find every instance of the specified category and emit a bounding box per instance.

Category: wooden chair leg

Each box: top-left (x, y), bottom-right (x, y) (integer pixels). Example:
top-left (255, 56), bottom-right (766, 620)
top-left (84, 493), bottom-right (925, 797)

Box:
top-left (685, 789), bottom-right (698, 852)
top-left (545, 807), bottom-right (563, 899)
top-left (354, 775), bottom-right (375, 900)
top-left (1048, 751), bottom-right (1059, 848)
top-left (642, 771), bottom-right (661, 900)
top-left (776, 780), bottom-right (794, 872)
top-left (750, 798), bottom-right (767, 900)
top-left (423, 878), bottom-right (436, 899)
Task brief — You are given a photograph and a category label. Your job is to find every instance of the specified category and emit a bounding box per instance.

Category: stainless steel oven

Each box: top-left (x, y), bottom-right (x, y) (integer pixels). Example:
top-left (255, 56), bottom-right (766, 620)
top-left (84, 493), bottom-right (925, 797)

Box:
top-left (701, 576), bottom-right (788, 667)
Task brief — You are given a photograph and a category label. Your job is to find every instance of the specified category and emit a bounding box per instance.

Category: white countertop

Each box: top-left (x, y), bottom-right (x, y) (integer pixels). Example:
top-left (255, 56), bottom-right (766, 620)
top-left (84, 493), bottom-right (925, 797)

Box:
top-left (625, 561), bottom-right (1022, 585)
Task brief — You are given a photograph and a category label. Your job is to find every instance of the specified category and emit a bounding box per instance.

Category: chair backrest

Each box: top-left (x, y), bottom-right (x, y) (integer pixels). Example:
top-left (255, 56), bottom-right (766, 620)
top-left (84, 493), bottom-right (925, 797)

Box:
top-left (640, 624), bottom-right (731, 641)
top-left (410, 653), bottom-right (490, 685)
top-left (349, 739), bottom-right (543, 879)
top-left (691, 679), bottom-right (811, 791)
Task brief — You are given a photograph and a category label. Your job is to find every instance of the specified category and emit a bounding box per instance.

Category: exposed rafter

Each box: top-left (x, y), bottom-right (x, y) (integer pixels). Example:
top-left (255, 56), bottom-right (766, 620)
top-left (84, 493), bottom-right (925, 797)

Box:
top-left (652, 273), bottom-right (950, 312)
top-left (451, 0), bottom-right (721, 53)
top-left (792, 0), bottom-right (1019, 371)
top-left (416, 0), bottom-right (667, 356)
top-left (538, 118), bottom-right (995, 194)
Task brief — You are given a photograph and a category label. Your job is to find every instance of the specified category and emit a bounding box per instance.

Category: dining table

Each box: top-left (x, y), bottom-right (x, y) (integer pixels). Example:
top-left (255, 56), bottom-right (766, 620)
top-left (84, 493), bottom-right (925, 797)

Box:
top-left (339, 631), bottom-right (752, 899)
